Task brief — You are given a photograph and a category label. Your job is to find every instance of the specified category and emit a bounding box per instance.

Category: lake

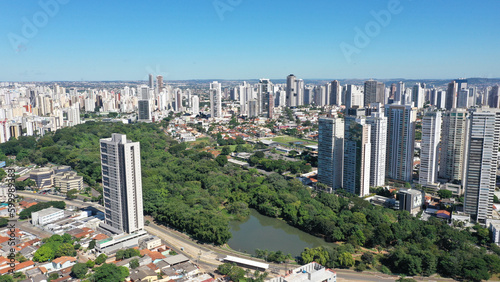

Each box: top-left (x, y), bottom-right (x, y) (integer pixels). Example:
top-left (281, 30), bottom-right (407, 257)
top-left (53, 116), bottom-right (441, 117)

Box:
top-left (228, 209), bottom-right (334, 257)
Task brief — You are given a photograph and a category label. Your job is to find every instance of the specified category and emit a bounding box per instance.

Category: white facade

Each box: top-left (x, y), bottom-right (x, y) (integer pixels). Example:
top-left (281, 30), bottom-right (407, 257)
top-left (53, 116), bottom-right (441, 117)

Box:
top-left (464, 109), bottom-right (500, 223)
top-left (100, 133), bottom-right (144, 234)
top-left (32, 207), bottom-right (65, 226)
top-left (210, 81), bottom-right (222, 118)
top-left (366, 106), bottom-right (387, 187)
top-left (318, 115), bottom-right (344, 190)
top-left (419, 111), bottom-right (442, 187)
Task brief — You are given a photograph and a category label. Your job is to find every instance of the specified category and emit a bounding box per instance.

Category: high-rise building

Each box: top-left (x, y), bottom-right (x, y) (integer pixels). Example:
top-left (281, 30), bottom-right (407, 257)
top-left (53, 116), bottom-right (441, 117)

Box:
top-left (191, 95), bottom-right (200, 115)
top-left (286, 74), bottom-right (297, 107)
top-left (156, 75), bottom-right (164, 93)
top-left (296, 79), bottom-right (304, 106)
top-left (364, 80), bottom-right (385, 105)
top-left (412, 83), bottom-right (425, 108)
top-left (330, 80), bottom-right (342, 106)
top-left (395, 82), bottom-right (405, 104)
top-left (419, 110), bottom-right (442, 187)
top-left (318, 115), bottom-right (344, 190)
top-left (445, 81), bottom-right (458, 110)
top-left (488, 85), bottom-right (500, 108)
top-left (366, 104), bottom-right (387, 188)
top-left (210, 81), bottom-right (222, 118)
top-left (100, 134), bottom-right (144, 234)
top-left (345, 85), bottom-right (364, 109)
top-left (343, 115), bottom-right (371, 196)
top-left (148, 74), bottom-right (154, 89)
top-left (258, 79), bottom-right (273, 117)
top-left (439, 109), bottom-right (468, 182)
top-left (463, 108), bottom-right (500, 223)
top-left (385, 104), bottom-right (417, 182)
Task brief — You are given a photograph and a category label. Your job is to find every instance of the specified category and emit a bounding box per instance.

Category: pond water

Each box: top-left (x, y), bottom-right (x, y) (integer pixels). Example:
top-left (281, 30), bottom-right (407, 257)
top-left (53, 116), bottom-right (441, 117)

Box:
top-left (228, 209), bottom-right (335, 257)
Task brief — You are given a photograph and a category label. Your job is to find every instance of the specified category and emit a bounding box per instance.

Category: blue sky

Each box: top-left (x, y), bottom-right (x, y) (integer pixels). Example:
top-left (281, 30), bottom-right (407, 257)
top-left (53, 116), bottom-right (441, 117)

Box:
top-left (1, 0), bottom-right (499, 81)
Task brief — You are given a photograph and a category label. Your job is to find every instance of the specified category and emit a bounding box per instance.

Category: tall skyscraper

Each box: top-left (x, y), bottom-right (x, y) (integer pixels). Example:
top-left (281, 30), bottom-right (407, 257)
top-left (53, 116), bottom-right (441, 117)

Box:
top-left (343, 115), bottom-right (371, 196)
top-left (395, 81), bottom-right (405, 104)
top-left (463, 108), bottom-right (500, 223)
top-left (445, 81), bottom-right (458, 110)
top-left (156, 75), bottom-right (164, 93)
top-left (318, 114), bottom-right (344, 190)
top-left (296, 79), bottom-right (304, 106)
top-left (488, 85), bottom-right (500, 108)
top-left (258, 79), bottom-right (273, 117)
top-left (138, 85), bottom-right (151, 122)
top-left (100, 134), bottom-right (144, 234)
top-left (345, 85), bottom-right (364, 109)
top-left (385, 104), bottom-right (417, 182)
top-left (439, 109), bottom-right (468, 182)
top-left (286, 74), bottom-right (297, 107)
top-left (330, 80), bottom-right (342, 106)
top-left (366, 104), bottom-right (387, 188)
top-left (419, 110), bottom-right (442, 187)
top-left (412, 83), bottom-right (425, 108)
top-left (210, 81), bottom-right (222, 118)
top-left (148, 74), bottom-right (154, 89)
top-left (364, 80), bottom-right (385, 105)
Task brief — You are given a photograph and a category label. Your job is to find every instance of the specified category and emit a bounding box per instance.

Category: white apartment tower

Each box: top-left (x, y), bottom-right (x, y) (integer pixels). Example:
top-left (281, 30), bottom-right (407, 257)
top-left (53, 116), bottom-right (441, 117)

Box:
top-left (318, 115), bottom-right (344, 190)
top-left (439, 109), bottom-right (468, 181)
top-left (343, 115), bottom-right (371, 197)
top-left (419, 110), bottom-right (442, 187)
top-left (366, 105), bottom-right (387, 188)
top-left (463, 109), bottom-right (500, 223)
top-left (100, 134), bottom-right (144, 234)
top-left (210, 81), bottom-right (222, 118)
top-left (385, 104), bottom-right (417, 182)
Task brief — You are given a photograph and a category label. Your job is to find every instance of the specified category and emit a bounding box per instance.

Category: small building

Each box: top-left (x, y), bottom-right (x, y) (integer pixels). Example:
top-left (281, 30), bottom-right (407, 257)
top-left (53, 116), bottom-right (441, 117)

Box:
top-left (222, 255), bottom-right (269, 272)
top-left (442, 183), bottom-right (463, 196)
top-left (53, 171), bottom-right (83, 193)
top-left (31, 207), bottom-right (65, 226)
top-left (269, 262), bottom-right (336, 282)
top-left (95, 230), bottom-right (148, 254)
top-left (138, 235), bottom-right (161, 250)
top-left (29, 167), bottom-right (54, 189)
top-left (163, 254), bottom-right (190, 266)
top-left (488, 219), bottom-right (500, 245)
top-left (397, 189), bottom-right (424, 215)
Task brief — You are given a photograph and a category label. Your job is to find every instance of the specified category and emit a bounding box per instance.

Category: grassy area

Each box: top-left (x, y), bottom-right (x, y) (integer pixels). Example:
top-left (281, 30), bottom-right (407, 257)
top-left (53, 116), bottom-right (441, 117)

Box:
top-left (190, 137), bottom-right (211, 146)
top-left (272, 136), bottom-right (318, 145)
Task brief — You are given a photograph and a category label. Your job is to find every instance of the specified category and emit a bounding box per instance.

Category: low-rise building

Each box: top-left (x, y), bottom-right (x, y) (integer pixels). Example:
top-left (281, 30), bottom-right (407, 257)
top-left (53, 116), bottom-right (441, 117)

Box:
top-left (31, 207), bottom-right (65, 226)
top-left (53, 171), bottom-right (83, 193)
top-left (269, 262), bottom-right (336, 282)
top-left (29, 167), bottom-right (53, 189)
top-left (397, 189), bottom-right (424, 215)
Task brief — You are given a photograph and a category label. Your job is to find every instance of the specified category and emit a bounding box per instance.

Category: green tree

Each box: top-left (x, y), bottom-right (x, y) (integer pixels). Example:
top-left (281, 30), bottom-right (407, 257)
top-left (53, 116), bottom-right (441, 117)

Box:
top-left (71, 263), bottom-right (88, 279)
top-left (92, 263), bottom-right (128, 282)
top-left (86, 260), bottom-right (95, 268)
top-left (33, 245), bottom-right (55, 262)
top-left (339, 252), bottom-right (355, 268)
top-left (437, 189), bottom-right (453, 199)
top-left (89, 239), bottom-right (96, 249)
top-left (361, 252), bottom-right (374, 265)
top-left (48, 272), bottom-right (59, 281)
top-left (95, 254), bottom-right (107, 265)
top-left (221, 146), bottom-right (231, 155)
top-left (215, 155), bottom-right (228, 167)
top-left (130, 258), bottom-right (139, 269)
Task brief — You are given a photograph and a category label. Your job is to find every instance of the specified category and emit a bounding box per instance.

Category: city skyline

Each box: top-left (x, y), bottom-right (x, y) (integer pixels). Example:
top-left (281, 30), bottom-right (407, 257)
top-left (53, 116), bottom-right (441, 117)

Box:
top-left (1, 1), bottom-right (500, 81)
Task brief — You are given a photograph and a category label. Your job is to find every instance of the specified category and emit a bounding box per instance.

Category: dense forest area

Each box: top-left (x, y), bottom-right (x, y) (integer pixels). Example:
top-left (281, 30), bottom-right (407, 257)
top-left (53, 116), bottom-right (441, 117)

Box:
top-left (1, 121), bottom-right (500, 280)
